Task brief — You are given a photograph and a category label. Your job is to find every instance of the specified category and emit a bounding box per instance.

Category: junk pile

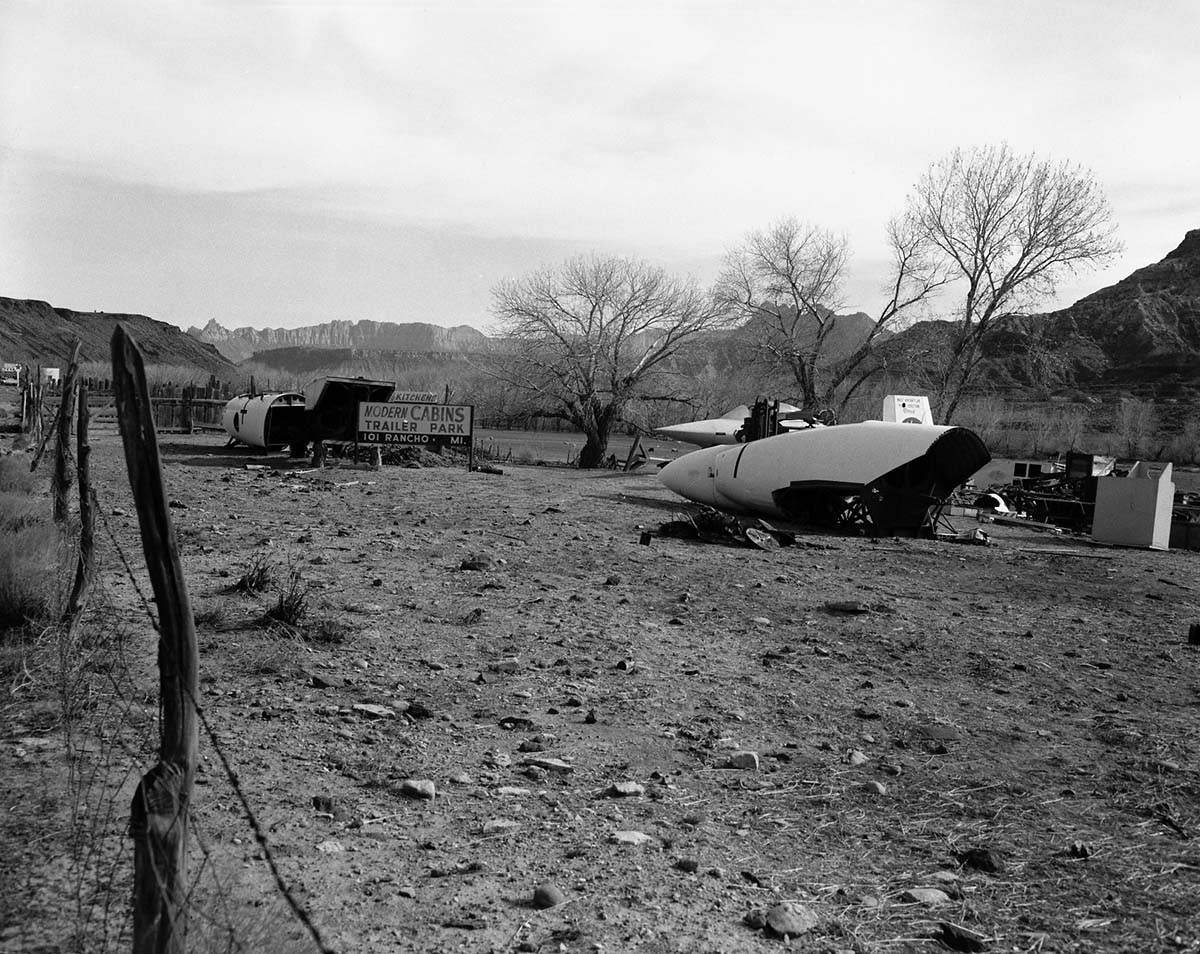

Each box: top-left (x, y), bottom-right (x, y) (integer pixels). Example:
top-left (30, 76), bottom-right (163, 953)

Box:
top-left (652, 507), bottom-right (798, 550)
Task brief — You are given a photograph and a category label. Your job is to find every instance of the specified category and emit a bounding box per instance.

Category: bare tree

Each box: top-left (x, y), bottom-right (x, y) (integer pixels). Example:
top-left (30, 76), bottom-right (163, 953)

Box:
top-left (490, 255), bottom-right (726, 468)
top-left (1113, 396), bottom-right (1157, 458)
top-left (905, 143), bottom-right (1121, 422)
top-left (716, 216), bottom-right (948, 413)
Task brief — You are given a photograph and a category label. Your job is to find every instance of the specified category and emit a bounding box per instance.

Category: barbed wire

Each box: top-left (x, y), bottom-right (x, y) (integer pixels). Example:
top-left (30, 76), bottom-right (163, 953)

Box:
top-left (0, 469), bottom-right (341, 953)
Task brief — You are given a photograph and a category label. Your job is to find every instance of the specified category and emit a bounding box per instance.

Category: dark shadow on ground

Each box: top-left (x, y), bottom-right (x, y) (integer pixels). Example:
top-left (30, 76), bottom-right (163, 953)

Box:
top-left (596, 492), bottom-right (702, 514)
top-left (157, 440), bottom-right (298, 469)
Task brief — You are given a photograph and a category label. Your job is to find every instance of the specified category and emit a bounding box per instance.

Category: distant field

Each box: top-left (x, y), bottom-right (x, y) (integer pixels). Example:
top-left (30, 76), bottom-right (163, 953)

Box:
top-left (473, 427), bottom-right (692, 467)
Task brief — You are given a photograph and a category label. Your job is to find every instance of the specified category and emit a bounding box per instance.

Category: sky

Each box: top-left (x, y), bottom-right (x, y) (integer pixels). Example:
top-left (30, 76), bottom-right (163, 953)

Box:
top-left (2, 0), bottom-right (1198, 334)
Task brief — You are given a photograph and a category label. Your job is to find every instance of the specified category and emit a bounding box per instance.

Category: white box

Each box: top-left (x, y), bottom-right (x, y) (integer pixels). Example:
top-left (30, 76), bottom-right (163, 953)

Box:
top-left (1092, 461), bottom-right (1174, 550)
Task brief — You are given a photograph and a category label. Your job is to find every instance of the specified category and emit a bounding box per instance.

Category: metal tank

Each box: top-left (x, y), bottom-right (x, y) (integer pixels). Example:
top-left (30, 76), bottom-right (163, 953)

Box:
top-left (222, 392), bottom-right (306, 449)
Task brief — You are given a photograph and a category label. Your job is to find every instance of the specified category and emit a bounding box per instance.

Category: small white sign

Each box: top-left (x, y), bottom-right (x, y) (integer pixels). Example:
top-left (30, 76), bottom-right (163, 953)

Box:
top-left (882, 394), bottom-right (933, 425)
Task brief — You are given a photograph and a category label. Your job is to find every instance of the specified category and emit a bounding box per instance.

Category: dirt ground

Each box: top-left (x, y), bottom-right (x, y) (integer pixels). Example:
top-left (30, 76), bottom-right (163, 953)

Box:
top-left (3, 424), bottom-right (1200, 954)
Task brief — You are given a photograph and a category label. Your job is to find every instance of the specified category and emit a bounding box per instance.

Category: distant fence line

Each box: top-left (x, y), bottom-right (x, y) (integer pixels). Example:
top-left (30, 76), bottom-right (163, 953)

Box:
top-left (45, 376), bottom-right (239, 402)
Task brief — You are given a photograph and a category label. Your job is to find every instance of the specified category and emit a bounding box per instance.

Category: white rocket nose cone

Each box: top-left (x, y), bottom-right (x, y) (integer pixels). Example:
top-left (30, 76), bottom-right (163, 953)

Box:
top-left (658, 451), bottom-right (716, 505)
top-left (652, 424), bottom-right (697, 442)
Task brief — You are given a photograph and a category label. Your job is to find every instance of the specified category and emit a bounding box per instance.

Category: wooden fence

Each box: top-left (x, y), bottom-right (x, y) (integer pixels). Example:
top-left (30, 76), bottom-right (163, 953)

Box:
top-left (42, 384), bottom-right (235, 433)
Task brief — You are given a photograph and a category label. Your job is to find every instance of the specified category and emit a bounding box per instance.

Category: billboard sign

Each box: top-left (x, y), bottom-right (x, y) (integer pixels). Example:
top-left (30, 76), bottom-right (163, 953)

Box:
top-left (357, 402), bottom-right (474, 450)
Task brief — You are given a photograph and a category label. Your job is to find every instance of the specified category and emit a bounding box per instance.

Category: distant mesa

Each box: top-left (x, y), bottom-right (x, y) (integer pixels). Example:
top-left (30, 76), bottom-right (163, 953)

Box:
top-left (0, 297), bottom-right (234, 374)
top-left (4, 228), bottom-right (1199, 400)
top-left (187, 318), bottom-right (491, 363)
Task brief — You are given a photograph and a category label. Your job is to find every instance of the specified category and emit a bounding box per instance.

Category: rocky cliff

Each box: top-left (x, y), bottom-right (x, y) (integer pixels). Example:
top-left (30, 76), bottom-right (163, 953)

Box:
top-left (0, 298), bottom-right (236, 375)
top-left (983, 229), bottom-right (1200, 396)
top-left (189, 318), bottom-right (490, 363)
top-left (889, 229), bottom-right (1200, 401)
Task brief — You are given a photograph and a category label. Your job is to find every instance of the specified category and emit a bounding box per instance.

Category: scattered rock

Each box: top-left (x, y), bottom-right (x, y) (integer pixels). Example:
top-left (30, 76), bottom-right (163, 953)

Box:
top-left (848, 749), bottom-right (869, 766)
top-left (430, 861), bottom-right (485, 878)
top-left (306, 671), bottom-right (345, 690)
top-left (311, 794), bottom-right (346, 819)
top-left (933, 922), bottom-right (989, 952)
top-left (722, 751), bottom-right (760, 771)
top-left (523, 756), bottom-right (573, 773)
top-left (824, 601), bottom-right (871, 614)
top-left (1066, 840), bottom-right (1092, 859)
top-left (532, 882), bottom-right (566, 909)
top-left (490, 658), bottom-right (521, 674)
top-left (853, 706), bottom-right (882, 720)
top-left (460, 555), bottom-right (492, 571)
top-left (862, 781), bottom-right (888, 795)
top-left (611, 830), bottom-right (656, 847)
top-left (315, 840), bottom-right (346, 854)
top-left (901, 887), bottom-right (951, 906)
top-left (399, 779), bottom-right (436, 800)
top-left (440, 916), bottom-right (486, 930)
top-left (674, 858), bottom-right (700, 873)
top-left (351, 703), bottom-right (395, 720)
top-left (447, 772), bottom-right (473, 785)
top-left (918, 723), bottom-right (962, 742)
top-left (603, 575), bottom-right (621, 586)
top-left (496, 786), bottom-right (531, 797)
top-left (604, 781), bottom-right (645, 798)
top-left (481, 819), bottom-right (521, 834)
top-left (955, 847), bottom-right (1005, 873)
top-left (762, 901), bottom-right (820, 937)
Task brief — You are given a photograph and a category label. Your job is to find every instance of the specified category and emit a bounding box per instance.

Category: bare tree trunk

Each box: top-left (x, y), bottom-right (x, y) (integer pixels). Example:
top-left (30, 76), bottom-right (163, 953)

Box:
top-left (53, 342), bottom-right (81, 523)
top-left (112, 326), bottom-right (198, 954)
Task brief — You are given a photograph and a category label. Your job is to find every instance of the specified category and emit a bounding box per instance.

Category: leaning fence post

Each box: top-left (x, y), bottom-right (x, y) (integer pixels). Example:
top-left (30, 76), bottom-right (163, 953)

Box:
top-left (112, 326), bottom-right (198, 954)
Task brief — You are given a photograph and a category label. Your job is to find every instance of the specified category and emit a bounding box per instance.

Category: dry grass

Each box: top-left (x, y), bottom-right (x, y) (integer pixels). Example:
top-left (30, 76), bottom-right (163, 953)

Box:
top-left (0, 487), bottom-right (63, 633)
top-left (0, 454), bottom-right (36, 493)
top-left (226, 554), bottom-right (274, 595)
top-left (262, 567), bottom-right (309, 628)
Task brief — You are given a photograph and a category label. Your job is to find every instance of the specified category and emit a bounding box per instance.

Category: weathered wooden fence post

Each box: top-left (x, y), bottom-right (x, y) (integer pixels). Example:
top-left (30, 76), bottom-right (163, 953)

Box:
top-left (53, 342), bottom-right (81, 523)
top-left (64, 387), bottom-right (95, 628)
top-left (181, 387), bottom-right (193, 434)
top-left (112, 326), bottom-right (199, 954)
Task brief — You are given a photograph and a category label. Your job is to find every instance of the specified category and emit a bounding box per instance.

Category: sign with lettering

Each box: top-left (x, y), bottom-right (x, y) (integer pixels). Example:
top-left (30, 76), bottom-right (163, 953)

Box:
top-left (882, 394), bottom-right (933, 425)
top-left (390, 390), bottom-right (439, 404)
top-left (356, 402), bottom-right (474, 449)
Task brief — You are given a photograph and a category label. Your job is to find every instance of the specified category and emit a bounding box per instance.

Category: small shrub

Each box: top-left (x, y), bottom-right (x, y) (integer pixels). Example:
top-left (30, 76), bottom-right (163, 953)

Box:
top-left (228, 555), bottom-right (274, 594)
top-left (304, 618), bottom-right (351, 645)
top-left (193, 602), bottom-right (227, 629)
top-left (264, 567), bottom-right (309, 628)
